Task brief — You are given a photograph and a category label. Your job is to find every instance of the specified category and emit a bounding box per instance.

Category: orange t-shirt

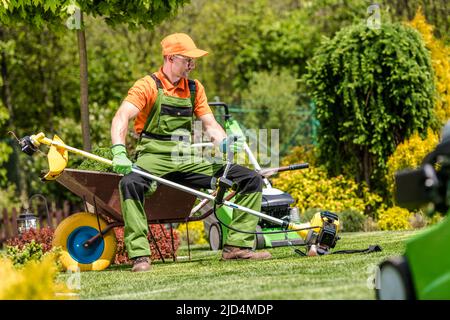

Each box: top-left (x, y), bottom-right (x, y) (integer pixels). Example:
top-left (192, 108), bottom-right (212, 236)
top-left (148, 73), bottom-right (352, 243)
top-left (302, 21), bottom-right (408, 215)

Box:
top-left (124, 68), bottom-right (212, 135)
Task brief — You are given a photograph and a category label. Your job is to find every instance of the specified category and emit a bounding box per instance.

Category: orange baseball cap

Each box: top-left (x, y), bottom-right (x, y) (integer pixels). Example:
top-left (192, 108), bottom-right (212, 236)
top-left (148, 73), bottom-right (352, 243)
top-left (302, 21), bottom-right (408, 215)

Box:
top-left (161, 33), bottom-right (208, 58)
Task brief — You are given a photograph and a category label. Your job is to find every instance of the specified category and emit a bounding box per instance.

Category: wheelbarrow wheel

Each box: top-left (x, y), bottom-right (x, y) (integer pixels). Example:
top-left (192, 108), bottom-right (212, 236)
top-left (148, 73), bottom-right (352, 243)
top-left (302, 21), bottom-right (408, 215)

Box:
top-left (53, 212), bottom-right (117, 271)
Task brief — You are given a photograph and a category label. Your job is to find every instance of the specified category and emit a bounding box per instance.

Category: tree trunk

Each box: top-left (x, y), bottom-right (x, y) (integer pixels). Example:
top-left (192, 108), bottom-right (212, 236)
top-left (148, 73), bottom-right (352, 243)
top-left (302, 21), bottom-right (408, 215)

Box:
top-left (0, 28), bottom-right (29, 206)
top-left (77, 12), bottom-right (91, 151)
top-left (363, 147), bottom-right (371, 190)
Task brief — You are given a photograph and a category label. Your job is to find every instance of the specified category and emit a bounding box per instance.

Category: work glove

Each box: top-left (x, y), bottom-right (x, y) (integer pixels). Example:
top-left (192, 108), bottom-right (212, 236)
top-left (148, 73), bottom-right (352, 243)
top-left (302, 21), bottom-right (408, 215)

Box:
top-left (111, 144), bottom-right (133, 175)
top-left (219, 134), bottom-right (245, 154)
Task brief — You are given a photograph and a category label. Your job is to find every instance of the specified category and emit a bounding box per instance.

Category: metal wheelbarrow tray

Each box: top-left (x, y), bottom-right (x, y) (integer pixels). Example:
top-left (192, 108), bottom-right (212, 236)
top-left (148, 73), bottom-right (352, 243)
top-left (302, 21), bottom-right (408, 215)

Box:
top-left (56, 168), bottom-right (205, 224)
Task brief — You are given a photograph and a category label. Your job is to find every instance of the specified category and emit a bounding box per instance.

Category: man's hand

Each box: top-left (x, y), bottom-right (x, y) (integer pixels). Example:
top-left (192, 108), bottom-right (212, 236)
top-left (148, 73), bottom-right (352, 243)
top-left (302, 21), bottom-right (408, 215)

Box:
top-left (111, 144), bottom-right (133, 175)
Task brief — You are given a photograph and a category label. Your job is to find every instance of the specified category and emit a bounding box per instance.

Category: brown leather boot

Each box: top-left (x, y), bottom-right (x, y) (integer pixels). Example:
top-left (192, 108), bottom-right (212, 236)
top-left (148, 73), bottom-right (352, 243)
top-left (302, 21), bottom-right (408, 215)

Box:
top-left (222, 245), bottom-right (272, 260)
top-left (131, 256), bottom-right (151, 272)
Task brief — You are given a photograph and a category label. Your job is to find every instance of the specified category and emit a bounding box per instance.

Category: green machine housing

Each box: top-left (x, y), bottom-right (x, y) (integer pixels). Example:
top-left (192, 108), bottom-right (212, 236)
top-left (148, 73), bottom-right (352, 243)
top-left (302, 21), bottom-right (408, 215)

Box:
top-left (376, 129), bottom-right (450, 299)
top-left (204, 188), bottom-right (304, 251)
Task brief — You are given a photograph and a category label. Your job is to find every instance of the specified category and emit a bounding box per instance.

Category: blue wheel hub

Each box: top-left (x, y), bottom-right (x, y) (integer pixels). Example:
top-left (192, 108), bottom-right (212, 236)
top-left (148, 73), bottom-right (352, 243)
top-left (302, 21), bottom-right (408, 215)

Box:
top-left (67, 226), bottom-right (104, 264)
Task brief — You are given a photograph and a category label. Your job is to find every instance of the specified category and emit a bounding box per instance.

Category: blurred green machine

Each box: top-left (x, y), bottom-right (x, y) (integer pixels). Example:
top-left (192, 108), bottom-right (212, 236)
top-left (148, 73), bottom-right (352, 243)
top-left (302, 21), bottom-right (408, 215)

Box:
top-left (376, 122), bottom-right (450, 299)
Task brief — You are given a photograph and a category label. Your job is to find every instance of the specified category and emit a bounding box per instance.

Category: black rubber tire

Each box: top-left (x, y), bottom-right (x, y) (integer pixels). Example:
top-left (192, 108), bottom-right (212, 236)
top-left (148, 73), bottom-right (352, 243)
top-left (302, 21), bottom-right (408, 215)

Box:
top-left (209, 223), bottom-right (223, 251)
top-left (375, 256), bottom-right (416, 300)
top-left (253, 225), bottom-right (266, 250)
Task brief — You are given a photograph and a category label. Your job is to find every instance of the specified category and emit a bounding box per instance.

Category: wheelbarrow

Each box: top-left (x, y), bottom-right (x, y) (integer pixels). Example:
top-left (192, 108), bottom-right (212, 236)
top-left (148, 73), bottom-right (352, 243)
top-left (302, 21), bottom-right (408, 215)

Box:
top-left (52, 168), bottom-right (206, 271)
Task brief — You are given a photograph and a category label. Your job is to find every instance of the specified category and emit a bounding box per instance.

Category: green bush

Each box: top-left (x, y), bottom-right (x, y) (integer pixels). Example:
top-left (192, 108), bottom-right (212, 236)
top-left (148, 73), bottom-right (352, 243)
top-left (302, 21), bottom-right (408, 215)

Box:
top-left (339, 209), bottom-right (366, 232)
top-left (304, 22), bottom-right (436, 195)
top-left (4, 240), bottom-right (62, 270)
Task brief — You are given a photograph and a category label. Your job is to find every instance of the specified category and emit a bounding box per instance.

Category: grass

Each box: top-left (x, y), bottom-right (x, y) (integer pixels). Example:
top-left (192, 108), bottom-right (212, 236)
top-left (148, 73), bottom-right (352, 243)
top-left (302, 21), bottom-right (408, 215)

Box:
top-left (58, 230), bottom-right (418, 300)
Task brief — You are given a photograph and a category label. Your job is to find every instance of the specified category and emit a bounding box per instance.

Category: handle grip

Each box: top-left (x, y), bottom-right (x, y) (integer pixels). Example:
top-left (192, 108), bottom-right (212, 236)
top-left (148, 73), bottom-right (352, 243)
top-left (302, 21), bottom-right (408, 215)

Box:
top-left (288, 163), bottom-right (309, 170)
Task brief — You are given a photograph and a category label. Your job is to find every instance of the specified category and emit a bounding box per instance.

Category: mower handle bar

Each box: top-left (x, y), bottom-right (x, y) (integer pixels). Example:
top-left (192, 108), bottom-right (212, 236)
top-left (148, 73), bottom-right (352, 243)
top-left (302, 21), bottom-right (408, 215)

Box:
top-left (258, 163), bottom-right (309, 177)
top-left (208, 102), bottom-right (231, 121)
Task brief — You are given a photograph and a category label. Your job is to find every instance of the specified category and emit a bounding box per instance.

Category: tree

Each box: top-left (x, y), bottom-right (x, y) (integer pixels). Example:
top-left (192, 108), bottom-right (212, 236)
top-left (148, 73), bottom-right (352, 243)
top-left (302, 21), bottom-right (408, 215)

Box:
top-left (241, 70), bottom-right (308, 152)
top-left (0, 0), bottom-right (189, 151)
top-left (408, 8), bottom-right (450, 126)
top-left (304, 22), bottom-right (436, 196)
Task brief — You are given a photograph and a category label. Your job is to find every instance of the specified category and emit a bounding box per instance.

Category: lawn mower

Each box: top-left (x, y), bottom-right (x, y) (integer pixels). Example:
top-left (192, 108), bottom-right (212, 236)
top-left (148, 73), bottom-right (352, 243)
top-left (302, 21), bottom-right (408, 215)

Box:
top-left (376, 121), bottom-right (450, 299)
top-left (17, 106), bottom-right (341, 271)
top-left (200, 102), bottom-right (326, 251)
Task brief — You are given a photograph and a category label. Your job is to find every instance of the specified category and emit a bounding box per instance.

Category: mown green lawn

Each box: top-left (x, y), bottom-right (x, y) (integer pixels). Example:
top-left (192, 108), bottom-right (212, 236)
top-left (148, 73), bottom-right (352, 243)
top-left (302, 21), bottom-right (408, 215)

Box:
top-left (59, 230), bottom-right (418, 300)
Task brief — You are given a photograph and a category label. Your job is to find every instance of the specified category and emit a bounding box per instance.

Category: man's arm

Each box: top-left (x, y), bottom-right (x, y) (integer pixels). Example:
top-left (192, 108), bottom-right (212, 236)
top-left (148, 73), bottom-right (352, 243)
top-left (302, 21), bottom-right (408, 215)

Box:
top-left (111, 101), bottom-right (141, 145)
top-left (198, 113), bottom-right (227, 147)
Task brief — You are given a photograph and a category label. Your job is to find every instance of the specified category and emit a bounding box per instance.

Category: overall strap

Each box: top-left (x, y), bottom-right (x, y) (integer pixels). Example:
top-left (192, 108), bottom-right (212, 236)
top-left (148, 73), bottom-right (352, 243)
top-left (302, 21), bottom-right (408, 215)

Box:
top-left (150, 73), bottom-right (163, 90)
top-left (139, 73), bottom-right (163, 139)
top-left (188, 79), bottom-right (196, 107)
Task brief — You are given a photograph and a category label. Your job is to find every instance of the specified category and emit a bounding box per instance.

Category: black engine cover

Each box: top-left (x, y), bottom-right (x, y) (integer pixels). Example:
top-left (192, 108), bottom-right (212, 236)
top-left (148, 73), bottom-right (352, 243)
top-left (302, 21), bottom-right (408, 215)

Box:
top-left (260, 192), bottom-right (295, 228)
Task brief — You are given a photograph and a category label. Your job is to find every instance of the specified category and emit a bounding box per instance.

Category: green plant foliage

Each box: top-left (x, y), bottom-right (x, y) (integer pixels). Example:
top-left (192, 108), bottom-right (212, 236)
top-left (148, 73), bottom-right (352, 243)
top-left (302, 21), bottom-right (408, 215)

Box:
top-left (279, 145), bottom-right (317, 167)
top-left (234, 0), bottom-right (375, 90)
top-left (0, 0), bottom-right (189, 30)
top-left (0, 102), bottom-right (12, 186)
top-left (241, 70), bottom-right (305, 148)
top-left (0, 184), bottom-right (21, 211)
top-left (77, 146), bottom-right (113, 172)
top-left (4, 240), bottom-right (62, 270)
top-left (272, 164), bottom-right (383, 215)
top-left (377, 206), bottom-right (412, 231)
top-left (304, 22), bottom-right (437, 195)
top-left (273, 145), bottom-right (383, 216)
top-left (339, 209), bottom-right (366, 232)
top-left (408, 8), bottom-right (450, 126)
top-left (176, 221), bottom-right (207, 245)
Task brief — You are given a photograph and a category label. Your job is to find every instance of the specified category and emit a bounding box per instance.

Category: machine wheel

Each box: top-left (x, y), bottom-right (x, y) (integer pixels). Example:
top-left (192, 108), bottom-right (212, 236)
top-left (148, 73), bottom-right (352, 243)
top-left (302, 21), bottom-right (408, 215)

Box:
top-left (53, 212), bottom-right (117, 271)
top-left (209, 223), bottom-right (223, 251)
top-left (375, 256), bottom-right (416, 300)
top-left (253, 225), bottom-right (265, 250)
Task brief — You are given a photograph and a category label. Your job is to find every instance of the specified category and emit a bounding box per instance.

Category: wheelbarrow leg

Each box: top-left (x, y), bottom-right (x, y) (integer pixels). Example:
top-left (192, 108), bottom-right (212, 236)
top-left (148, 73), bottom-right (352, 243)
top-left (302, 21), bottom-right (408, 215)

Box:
top-left (148, 225), bottom-right (165, 263)
top-left (169, 223), bottom-right (177, 262)
top-left (185, 221), bottom-right (191, 261)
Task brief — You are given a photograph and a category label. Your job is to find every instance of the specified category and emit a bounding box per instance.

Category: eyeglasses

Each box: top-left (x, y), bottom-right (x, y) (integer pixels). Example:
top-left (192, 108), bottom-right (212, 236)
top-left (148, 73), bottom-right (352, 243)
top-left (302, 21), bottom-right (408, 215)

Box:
top-left (173, 55), bottom-right (196, 66)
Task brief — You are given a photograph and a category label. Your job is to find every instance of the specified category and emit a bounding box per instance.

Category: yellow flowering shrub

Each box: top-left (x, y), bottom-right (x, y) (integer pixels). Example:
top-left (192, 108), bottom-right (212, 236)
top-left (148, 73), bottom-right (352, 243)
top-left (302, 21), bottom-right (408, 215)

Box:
top-left (377, 206), bottom-right (413, 231)
top-left (176, 221), bottom-right (208, 245)
top-left (272, 165), bottom-right (382, 214)
top-left (0, 254), bottom-right (72, 299)
top-left (408, 8), bottom-right (450, 125)
top-left (279, 145), bottom-right (317, 167)
top-left (386, 129), bottom-right (439, 198)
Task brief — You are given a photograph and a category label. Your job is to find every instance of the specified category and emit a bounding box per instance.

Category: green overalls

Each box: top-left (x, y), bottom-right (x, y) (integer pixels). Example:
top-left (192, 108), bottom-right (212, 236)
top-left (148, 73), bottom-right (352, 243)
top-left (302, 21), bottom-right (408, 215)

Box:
top-left (119, 74), bottom-right (262, 259)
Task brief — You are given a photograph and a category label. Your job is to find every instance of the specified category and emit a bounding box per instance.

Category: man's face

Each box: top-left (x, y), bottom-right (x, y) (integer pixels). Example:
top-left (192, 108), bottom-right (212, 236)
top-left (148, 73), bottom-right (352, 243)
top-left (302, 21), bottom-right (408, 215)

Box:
top-left (170, 55), bottom-right (196, 78)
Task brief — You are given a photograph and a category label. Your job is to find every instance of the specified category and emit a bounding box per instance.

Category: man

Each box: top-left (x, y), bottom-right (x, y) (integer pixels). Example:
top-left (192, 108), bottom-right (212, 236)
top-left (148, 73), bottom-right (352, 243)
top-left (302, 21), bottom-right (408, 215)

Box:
top-left (111, 33), bottom-right (271, 272)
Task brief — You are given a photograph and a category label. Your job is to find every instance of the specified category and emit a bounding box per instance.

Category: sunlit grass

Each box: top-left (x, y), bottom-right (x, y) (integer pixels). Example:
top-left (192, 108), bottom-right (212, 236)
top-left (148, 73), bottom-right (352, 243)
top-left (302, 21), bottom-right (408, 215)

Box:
top-left (58, 230), bottom-right (418, 300)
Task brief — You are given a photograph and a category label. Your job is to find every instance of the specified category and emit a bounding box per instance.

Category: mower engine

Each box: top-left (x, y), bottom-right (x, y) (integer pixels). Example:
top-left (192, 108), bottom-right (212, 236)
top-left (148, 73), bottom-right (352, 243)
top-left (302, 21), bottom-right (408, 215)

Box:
top-left (259, 189), bottom-right (296, 229)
